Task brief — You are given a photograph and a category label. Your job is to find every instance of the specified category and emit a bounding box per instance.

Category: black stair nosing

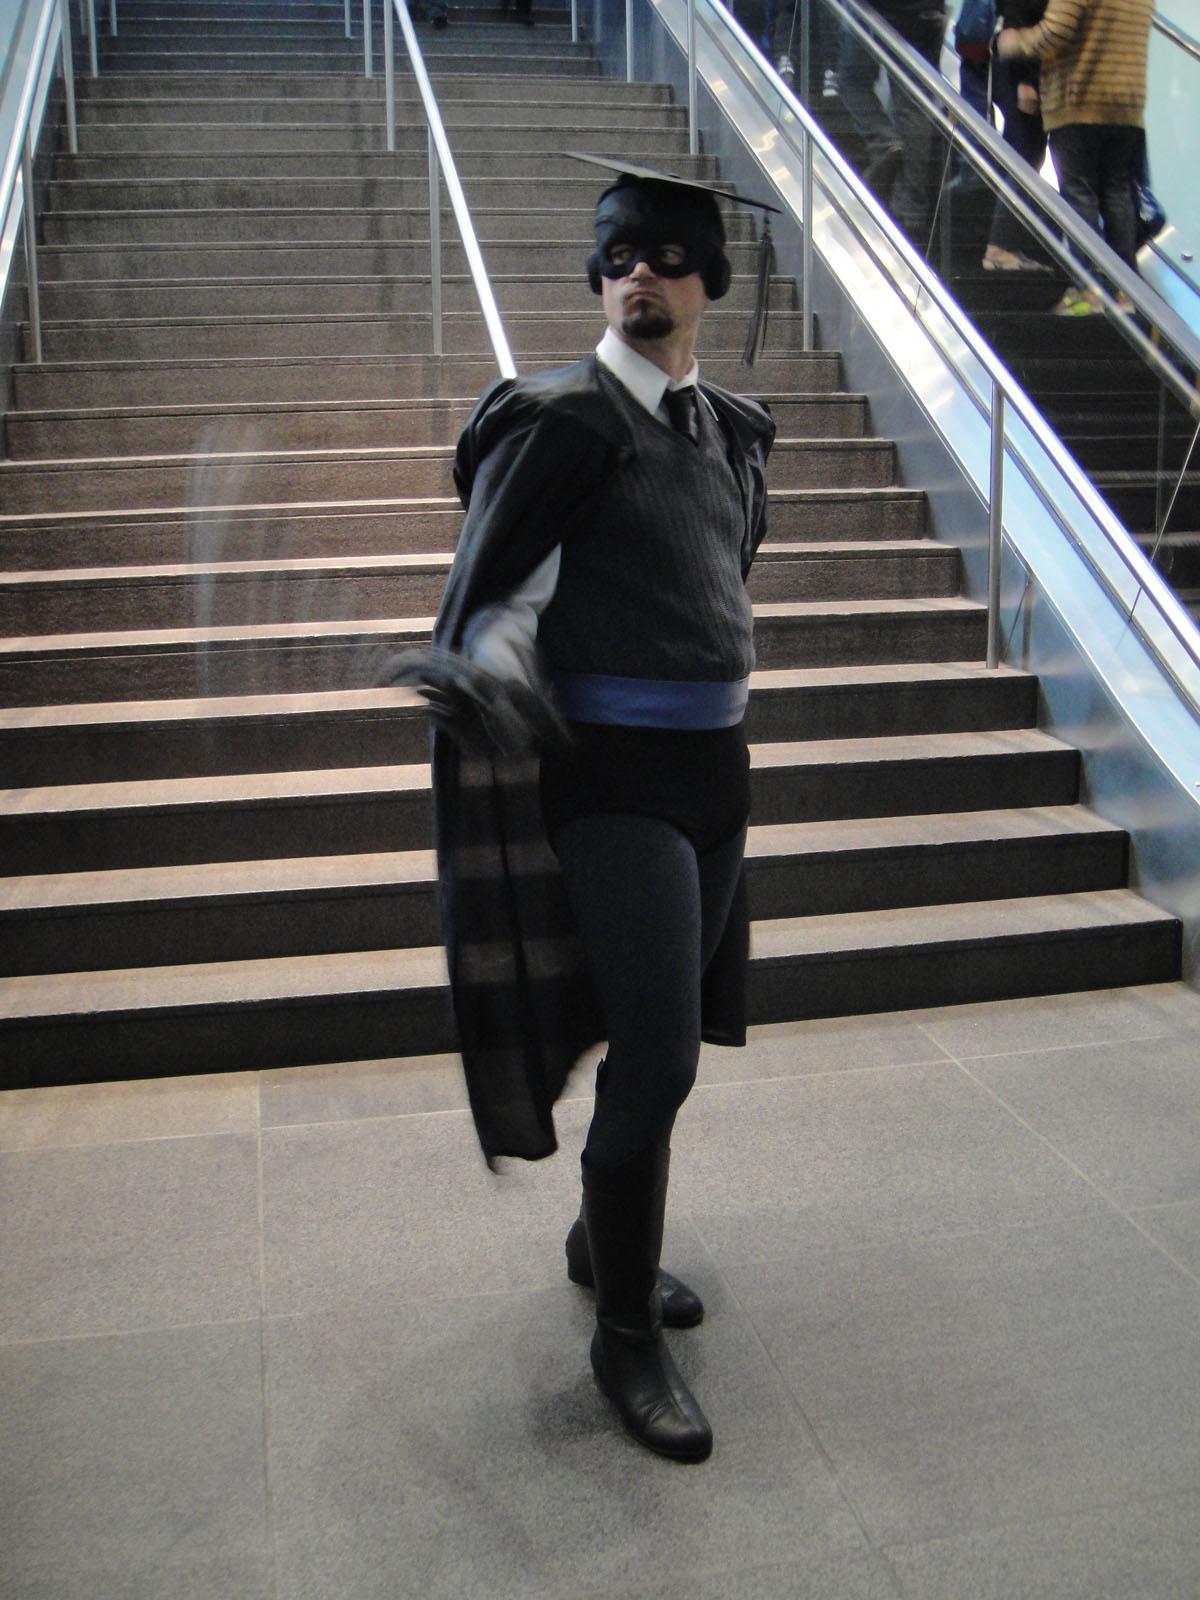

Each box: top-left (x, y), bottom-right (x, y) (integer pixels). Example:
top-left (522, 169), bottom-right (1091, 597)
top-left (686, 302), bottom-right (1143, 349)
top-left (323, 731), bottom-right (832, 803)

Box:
top-left (0, 892), bottom-right (1180, 1088)
top-left (0, 659), bottom-right (1043, 771)
top-left (0, 808), bottom-right (1131, 978)
top-left (3, 541), bottom-right (937, 589)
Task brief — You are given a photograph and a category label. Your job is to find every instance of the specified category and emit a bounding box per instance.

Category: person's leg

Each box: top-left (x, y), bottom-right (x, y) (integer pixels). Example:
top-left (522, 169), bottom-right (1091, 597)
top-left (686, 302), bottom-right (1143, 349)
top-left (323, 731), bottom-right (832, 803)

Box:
top-left (987, 62), bottom-right (1049, 258)
top-left (551, 811), bottom-right (745, 1461)
top-left (1096, 123), bottom-right (1140, 269)
top-left (554, 812), bottom-right (744, 1166)
top-left (1049, 122), bottom-right (1102, 237)
top-left (838, 25), bottom-right (899, 170)
top-left (889, 8), bottom-right (949, 239)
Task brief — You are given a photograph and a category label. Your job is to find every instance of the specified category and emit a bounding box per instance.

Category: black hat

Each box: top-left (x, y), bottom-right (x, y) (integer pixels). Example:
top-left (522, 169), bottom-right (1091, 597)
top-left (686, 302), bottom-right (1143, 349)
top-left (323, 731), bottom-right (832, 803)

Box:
top-left (569, 151), bottom-right (778, 303)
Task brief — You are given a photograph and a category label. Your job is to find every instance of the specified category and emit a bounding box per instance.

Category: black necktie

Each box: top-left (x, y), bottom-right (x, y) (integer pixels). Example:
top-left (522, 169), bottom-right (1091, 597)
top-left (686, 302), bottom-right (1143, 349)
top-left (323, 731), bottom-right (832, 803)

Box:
top-left (663, 386), bottom-right (699, 444)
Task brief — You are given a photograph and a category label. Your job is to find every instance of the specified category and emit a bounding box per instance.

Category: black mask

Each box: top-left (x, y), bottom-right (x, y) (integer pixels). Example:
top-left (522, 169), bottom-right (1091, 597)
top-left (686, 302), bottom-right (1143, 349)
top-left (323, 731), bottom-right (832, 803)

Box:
top-left (592, 233), bottom-right (708, 281)
top-left (586, 177), bottom-right (731, 301)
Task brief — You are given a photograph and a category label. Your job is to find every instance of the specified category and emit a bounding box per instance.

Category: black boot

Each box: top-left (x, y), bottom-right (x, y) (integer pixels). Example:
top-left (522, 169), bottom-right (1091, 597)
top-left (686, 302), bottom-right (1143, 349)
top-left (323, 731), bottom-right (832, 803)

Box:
top-left (565, 1214), bottom-right (704, 1327)
top-left (582, 1145), bottom-right (712, 1463)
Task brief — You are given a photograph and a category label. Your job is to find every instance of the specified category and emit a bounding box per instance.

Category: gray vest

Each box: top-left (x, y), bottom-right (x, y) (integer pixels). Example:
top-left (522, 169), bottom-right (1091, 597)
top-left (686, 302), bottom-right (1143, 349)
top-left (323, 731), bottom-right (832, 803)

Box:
top-left (537, 371), bottom-right (755, 683)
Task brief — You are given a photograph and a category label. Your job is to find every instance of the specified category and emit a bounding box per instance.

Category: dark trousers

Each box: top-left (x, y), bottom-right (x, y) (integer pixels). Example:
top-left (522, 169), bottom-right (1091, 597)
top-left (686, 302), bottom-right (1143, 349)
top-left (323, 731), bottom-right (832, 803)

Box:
top-left (988, 61), bottom-right (1048, 253)
top-left (838, 6), bottom-right (948, 234)
top-left (1049, 121), bottom-right (1142, 269)
top-left (551, 811), bottom-right (747, 1168)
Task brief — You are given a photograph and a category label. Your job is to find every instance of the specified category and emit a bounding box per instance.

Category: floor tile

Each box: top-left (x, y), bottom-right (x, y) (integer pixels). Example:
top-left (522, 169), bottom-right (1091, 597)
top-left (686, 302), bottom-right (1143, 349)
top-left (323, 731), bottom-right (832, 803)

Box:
top-left (968, 1034), bottom-right (1200, 1207)
top-left (0, 1071), bottom-right (258, 1153)
top-left (260, 1098), bottom-right (592, 1316)
top-left (0, 1133), bottom-right (262, 1342)
top-left (886, 1493), bottom-right (1200, 1599)
top-left (0, 1321), bottom-right (268, 1600)
top-left (906, 986), bottom-right (1185, 1060)
top-left (592, 1552), bottom-right (904, 1599)
top-left (265, 1288), bottom-right (869, 1600)
top-left (722, 1214), bottom-right (1200, 1544)
top-left (671, 1062), bottom-right (1107, 1261)
top-left (697, 1012), bottom-right (951, 1086)
top-left (260, 1052), bottom-right (468, 1127)
top-left (1128, 1198), bottom-right (1200, 1279)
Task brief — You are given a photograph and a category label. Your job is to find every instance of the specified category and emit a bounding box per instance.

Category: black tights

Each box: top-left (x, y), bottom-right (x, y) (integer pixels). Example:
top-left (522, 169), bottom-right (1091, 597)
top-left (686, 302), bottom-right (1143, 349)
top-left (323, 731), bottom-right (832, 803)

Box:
top-left (550, 811), bottom-right (747, 1168)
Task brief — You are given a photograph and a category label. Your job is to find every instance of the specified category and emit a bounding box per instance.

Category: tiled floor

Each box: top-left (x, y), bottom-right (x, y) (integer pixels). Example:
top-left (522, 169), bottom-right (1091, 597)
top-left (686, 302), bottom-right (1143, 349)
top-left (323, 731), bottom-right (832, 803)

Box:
top-left (4, 982), bottom-right (1200, 1598)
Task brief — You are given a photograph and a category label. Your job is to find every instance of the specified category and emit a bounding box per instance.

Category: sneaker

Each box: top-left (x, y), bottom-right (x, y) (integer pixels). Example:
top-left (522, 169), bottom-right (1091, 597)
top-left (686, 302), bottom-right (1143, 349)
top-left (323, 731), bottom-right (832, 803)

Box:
top-left (823, 67), bottom-right (839, 96)
top-left (432, 11), bottom-right (448, 23)
top-left (1052, 286), bottom-right (1102, 317)
top-left (982, 245), bottom-right (1051, 273)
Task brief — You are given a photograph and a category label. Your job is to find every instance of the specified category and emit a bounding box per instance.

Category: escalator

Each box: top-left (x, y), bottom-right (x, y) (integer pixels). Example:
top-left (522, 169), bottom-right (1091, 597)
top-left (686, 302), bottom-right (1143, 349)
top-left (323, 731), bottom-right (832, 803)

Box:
top-left (788, 0), bottom-right (1200, 625)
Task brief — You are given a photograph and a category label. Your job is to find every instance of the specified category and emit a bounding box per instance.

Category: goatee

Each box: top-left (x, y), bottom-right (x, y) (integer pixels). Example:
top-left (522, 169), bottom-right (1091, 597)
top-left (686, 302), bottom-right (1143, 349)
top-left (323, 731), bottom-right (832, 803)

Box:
top-left (621, 305), bottom-right (674, 341)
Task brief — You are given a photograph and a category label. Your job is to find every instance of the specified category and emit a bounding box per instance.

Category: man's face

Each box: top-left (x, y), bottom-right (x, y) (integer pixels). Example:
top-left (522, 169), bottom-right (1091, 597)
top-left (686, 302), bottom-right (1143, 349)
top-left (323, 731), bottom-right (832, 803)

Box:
top-left (600, 238), bottom-right (709, 346)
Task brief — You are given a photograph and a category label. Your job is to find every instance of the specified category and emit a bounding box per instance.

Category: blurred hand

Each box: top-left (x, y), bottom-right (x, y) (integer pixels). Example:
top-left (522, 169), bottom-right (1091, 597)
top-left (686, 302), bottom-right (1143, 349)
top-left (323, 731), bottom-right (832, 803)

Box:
top-left (996, 27), bottom-right (1023, 58)
top-left (1016, 81), bottom-right (1040, 113)
top-left (380, 647), bottom-right (570, 756)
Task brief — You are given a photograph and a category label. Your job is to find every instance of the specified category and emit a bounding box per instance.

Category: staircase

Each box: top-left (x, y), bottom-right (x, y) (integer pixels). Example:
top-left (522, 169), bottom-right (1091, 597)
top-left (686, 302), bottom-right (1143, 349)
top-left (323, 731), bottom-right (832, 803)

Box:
top-left (0, 0), bottom-right (1180, 1090)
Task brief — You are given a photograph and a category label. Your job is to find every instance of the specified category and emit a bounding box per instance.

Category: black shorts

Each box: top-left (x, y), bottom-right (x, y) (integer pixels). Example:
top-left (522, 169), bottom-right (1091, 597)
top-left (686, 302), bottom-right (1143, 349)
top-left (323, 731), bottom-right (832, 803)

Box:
top-left (539, 720), bottom-right (751, 856)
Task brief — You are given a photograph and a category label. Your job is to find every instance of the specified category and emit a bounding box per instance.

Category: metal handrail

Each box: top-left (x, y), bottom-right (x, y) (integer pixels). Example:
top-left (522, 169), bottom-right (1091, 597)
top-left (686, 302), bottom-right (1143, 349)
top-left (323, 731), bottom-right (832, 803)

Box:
top-left (1153, 12), bottom-right (1200, 63)
top-left (661, 0), bottom-right (1200, 701)
top-left (2, 0), bottom-right (83, 366)
top-left (379, 0), bottom-right (516, 377)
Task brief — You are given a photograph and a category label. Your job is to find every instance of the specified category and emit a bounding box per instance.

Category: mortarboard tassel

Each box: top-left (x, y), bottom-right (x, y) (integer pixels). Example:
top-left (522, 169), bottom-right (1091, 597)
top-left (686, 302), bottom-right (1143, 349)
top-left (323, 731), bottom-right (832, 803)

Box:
top-left (743, 217), bottom-right (774, 366)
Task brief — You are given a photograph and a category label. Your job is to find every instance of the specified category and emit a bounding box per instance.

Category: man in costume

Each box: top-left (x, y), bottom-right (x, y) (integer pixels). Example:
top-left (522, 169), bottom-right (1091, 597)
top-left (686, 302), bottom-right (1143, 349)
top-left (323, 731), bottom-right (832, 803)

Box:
top-left (395, 157), bottom-right (776, 1463)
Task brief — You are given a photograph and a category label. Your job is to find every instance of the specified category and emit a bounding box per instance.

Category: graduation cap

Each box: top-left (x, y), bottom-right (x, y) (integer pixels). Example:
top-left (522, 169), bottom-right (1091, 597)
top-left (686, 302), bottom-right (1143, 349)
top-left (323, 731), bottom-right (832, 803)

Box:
top-left (566, 151), bottom-right (780, 364)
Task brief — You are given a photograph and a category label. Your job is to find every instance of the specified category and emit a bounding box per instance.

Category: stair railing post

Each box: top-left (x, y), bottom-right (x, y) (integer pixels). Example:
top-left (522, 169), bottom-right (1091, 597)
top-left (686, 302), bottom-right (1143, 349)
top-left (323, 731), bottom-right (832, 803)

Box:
top-left (428, 128), bottom-right (443, 356)
top-left (801, 125), bottom-right (814, 351)
top-left (86, 0), bottom-right (99, 76)
top-left (21, 125), bottom-right (43, 365)
top-left (570, 0), bottom-right (579, 45)
top-left (383, 0), bottom-right (396, 151)
top-left (108, 0), bottom-right (115, 34)
top-left (364, 0), bottom-right (373, 77)
top-left (687, 0), bottom-right (697, 155)
top-left (345, 0), bottom-right (352, 37)
top-left (60, 0), bottom-right (79, 155)
top-left (625, 0), bottom-right (634, 82)
top-left (986, 380), bottom-right (1005, 669)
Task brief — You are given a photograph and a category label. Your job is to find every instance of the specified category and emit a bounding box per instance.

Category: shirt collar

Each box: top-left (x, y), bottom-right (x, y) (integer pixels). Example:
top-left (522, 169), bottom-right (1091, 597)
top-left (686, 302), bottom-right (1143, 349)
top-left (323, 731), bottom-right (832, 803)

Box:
top-left (596, 326), bottom-right (700, 416)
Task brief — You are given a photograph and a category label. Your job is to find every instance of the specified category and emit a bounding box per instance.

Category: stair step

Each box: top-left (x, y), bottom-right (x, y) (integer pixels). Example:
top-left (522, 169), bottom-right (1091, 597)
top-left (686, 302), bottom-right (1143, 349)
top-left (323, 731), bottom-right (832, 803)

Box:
top-left (0, 597), bottom-right (986, 705)
top-left (0, 541), bottom-right (956, 633)
top-left (38, 234), bottom-right (760, 282)
top-left (0, 807), bottom-right (1126, 977)
top-left (32, 270), bottom-right (798, 324)
top-left (6, 389), bottom-right (859, 458)
top-left (72, 72), bottom-right (662, 105)
top-left (0, 434), bottom-right (885, 514)
top-left (12, 350), bottom-right (842, 408)
top-left (0, 666), bottom-right (1039, 785)
top-left (1, 890), bottom-right (1178, 1089)
top-left (0, 728), bottom-right (1073, 873)
top-left (748, 891), bottom-right (1181, 1023)
top-left (25, 307), bottom-right (803, 363)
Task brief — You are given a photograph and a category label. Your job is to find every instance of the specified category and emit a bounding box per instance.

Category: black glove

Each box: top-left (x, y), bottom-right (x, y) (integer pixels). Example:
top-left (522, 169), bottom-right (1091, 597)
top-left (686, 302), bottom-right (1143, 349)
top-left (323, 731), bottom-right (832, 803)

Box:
top-left (380, 647), bottom-right (570, 756)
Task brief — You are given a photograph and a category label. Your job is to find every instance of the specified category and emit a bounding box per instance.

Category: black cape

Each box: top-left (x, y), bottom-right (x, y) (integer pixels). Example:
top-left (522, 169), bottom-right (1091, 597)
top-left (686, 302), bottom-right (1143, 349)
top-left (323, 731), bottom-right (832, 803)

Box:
top-left (431, 355), bottom-right (774, 1165)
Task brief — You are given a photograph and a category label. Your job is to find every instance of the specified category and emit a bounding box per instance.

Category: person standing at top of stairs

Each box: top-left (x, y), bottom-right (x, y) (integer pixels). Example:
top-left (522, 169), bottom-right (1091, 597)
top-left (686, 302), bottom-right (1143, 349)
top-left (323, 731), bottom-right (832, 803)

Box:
top-left (393, 161), bottom-right (776, 1463)
top-left (997, 0), bottom-right (1153, 314)
top-left (837, 0), bottom-right (949, 235)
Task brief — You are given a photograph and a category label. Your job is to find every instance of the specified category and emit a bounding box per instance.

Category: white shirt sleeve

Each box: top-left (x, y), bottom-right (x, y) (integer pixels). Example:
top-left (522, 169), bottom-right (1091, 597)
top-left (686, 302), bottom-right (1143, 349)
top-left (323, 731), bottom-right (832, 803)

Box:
top-left (460, 545), bottom-right (562, 682)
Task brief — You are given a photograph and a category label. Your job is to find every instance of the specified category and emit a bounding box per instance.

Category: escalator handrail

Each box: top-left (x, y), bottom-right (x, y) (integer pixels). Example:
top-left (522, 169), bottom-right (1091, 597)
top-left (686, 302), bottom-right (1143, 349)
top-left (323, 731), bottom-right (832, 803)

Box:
top-left (1152, 12), bottom-right (1200, 64)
